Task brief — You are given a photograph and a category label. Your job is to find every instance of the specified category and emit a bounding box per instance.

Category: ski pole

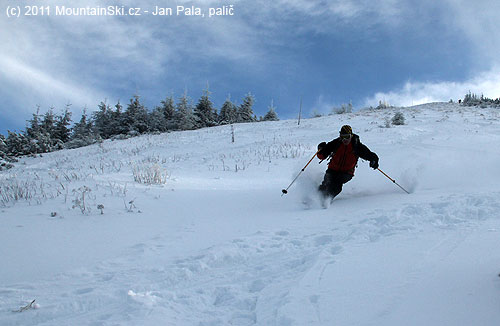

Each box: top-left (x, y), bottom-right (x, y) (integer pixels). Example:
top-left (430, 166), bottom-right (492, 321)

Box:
top-left (282, 150), bottom-right (320, 196)
top-left (377, 168), bottom-right (410, 194)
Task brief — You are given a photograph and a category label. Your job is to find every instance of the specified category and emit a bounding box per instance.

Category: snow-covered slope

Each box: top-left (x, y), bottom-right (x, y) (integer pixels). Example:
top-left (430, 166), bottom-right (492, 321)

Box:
top-left (1, 102), bottom-right (500, 325)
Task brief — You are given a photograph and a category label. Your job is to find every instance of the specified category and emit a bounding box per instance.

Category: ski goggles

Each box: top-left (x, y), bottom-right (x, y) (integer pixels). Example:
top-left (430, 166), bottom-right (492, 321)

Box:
top-left (340, 134), bottom-right (352, 140)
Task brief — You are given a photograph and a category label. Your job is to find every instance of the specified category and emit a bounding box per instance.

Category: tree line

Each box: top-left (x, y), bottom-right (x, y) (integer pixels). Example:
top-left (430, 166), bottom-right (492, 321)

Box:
top-left (461, 91), bottom-right (500, 108)
top-left (0, 91), bottom-right (279, 165)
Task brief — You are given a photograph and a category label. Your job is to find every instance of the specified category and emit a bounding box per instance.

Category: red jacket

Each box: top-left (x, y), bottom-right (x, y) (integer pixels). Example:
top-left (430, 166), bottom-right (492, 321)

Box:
top-left (323, 142), bottom-right (357, 174)
top-left (317, 134), bottom-right (378, 176)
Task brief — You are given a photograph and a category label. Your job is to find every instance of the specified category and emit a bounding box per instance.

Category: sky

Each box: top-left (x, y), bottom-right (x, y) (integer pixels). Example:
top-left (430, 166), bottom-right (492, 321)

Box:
top-left (1, 0), bottom-right (500, 135)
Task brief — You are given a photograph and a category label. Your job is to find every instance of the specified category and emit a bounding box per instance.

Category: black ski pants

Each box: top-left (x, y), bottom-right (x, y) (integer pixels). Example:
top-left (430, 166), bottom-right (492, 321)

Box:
top-left (319, 169), bottom-right (353, 199)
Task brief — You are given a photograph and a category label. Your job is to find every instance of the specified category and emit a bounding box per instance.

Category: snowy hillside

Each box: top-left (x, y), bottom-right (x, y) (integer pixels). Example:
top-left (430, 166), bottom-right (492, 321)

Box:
top-left (1, 102), bottom-right (500, 325)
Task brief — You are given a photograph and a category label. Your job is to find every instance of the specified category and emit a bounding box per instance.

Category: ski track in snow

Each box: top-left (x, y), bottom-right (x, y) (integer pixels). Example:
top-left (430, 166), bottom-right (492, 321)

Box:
top-left (2, 191), bottom-right (499, 325)
top-left (2, 103), bottom-right (500, 325)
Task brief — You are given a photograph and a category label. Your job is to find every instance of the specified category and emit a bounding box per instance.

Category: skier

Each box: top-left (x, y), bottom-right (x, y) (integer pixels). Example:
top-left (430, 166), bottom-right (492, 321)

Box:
top-left (317, 125), bottom-right (379, 202)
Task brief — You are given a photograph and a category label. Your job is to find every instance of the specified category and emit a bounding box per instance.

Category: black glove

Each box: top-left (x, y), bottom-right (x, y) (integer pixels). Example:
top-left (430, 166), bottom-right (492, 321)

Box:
top-left (369, 159), bottom-right (379, 170)
top-left (318, 142), bottom-right (327, 151)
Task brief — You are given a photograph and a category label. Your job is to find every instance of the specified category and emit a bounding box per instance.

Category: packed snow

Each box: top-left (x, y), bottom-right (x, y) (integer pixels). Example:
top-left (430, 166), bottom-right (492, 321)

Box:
top-left (1, 102), bottom-right (500, 325)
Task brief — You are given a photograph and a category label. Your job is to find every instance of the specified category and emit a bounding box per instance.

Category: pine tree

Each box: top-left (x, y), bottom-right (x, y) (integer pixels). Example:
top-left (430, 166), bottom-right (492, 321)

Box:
top-left (67, 109), bottom-right (96, 148)
top-left (262, 100), bottom-right (279, 121)
top-left (24, 107), bottom-right (43, 154)
top-left (0, 134), bottom-right (8, 159)
top-left (25, 106), bottom-right (42, 140)
top-left (41, 108), bottom-right (56, 138)
top-left (28, 108), bottom-right (56, 153)
top-left (238, 93), bottom-right (256, 123)
top-left (173, 93), bottom-right (196, 131)
top-left (0, 133), bottom-right (14, 171)
top-left (123, 95), bottom-right (149, 134)
top-left (24, 107), bottom-right (57, 153)
top-left (218, 96), bottom-right (238, 125)
top-left (194, 87), bottom-right (217, 128)
top-left (391, 112), bottom-right (405, 125)
top-left (148, 106), bottom-right (168, 133)
top-left (72, 110), bottom-right (92, 138)
top-left (93, 101), bottom-right (113, 139)
top-left (6, 131), bottom-right (30, 156)
top-left (109, 101), bottom-right (126, 136)
top-left (0, 135), bottom-right (14, 170)
top-left (159, 96), bottom-right (176, 127)
top-left (54, 106), bottom-right (72, 144)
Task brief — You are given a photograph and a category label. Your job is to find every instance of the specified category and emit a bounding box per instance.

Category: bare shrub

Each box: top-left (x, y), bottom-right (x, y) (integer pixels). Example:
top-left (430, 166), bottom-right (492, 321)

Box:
top-left (0, 179), bottom-right (35, 206)
top-left (72, 186), bottom-right (93, 214)
top-left (132, 164), bottom-right (168, 185)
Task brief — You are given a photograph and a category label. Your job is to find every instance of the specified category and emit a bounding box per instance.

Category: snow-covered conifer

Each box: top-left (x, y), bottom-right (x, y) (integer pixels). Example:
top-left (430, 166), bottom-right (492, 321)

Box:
top-left (238, 93), bottom-right (256, 123)
top-left (23, 107), bottom-right (57, 154)
top-left (218, 96), bottom-right (238, 125)
top-left (392, 112), bottom-right (405, 125)
top-left (0, 134), bottom-right (7, 158)
top-left (148, 106), bottom-right (168, 133)
top-left (123, 95), bottom-right (150, 134)
top-left (67, 109), bottom-right (96, 148)
top-left (262, 100), bottom-right (279, 121)
top-left (0, 133), bottom-right (14, 170)
top-left (109, 101), bottom-right (126, 136)
top-left (41, 108), bottom-right (57, 139)
top-left (25, 106), bottom-right (42, 140)
top-left (173, 93), bottom-right (196, 131)
top-left (6, 131), bottom-right (30, 156)
top-left (159, 96), bottom-right (176, 130)
top-left (93, 101), bottom-right (114, 139)
top-left (54, 106), bottom-right (72, 144)
top-left (194, 87), bottom-right (217, 128)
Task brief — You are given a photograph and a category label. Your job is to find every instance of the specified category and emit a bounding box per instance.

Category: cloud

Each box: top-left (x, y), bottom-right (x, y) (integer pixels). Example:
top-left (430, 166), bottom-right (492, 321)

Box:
top-left (269, 0), bottom-right (404, 21)
top-left (0, 1), bottom-right (153, 121)
top-left (0, 0), bottom-right (265, 86)
top-left (0, 54), bottom-right (107, 111)
top-left (2, 0), bottom-right (499, 132)
top-left (1, 0), bottom-right (283, 132)
top-left (363, 66), bottom-right (500, 107)
top-left (363, 0), bottom-right (500, 107)
top-left (443, 0), bottom-right (500, 62)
